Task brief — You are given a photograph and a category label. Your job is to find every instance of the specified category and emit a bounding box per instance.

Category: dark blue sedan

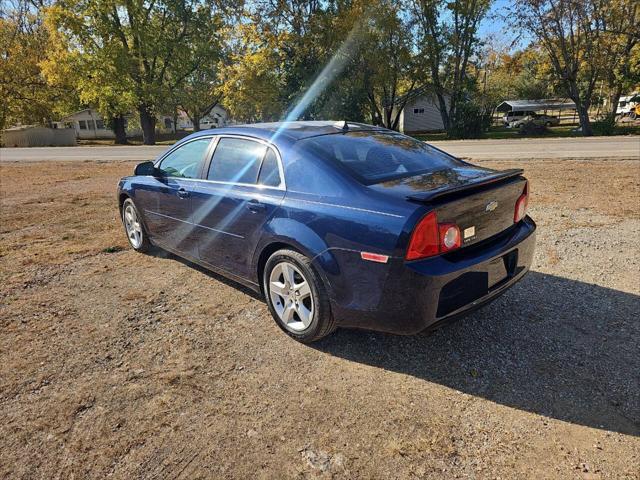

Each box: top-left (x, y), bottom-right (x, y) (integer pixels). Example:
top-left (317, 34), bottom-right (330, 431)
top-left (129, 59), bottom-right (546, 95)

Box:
top-left (118, 121), bottom-right (536, 342)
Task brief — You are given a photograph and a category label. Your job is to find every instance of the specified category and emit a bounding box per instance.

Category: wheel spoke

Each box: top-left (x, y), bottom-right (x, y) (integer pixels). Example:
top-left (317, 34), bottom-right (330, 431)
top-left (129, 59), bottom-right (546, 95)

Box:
top-left (296, 303), bottom-right (312, 327)
top-left (282, 263), bottom-right (296, 287)
top-left (270, 280), bottom-right (287, 297)
top-left (296, 280), bottom-right (311, 299)
top-left (282, 303), bottom-right (296, 324)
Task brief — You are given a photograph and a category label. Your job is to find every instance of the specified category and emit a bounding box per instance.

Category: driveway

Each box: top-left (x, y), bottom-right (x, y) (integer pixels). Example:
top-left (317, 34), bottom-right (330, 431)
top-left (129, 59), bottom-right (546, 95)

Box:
top-left (2, 136), bottom-right (639, 162)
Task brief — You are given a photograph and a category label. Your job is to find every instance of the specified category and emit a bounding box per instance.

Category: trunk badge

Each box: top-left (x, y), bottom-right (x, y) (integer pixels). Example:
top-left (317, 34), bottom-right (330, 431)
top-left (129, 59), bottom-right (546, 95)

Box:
top-left (485, 200), bottom-right (498, 212)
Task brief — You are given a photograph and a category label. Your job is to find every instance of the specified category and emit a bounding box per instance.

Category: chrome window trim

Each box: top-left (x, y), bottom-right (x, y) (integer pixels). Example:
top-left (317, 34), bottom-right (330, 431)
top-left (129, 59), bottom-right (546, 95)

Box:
top-left (178, 176), bottom-right (285, 193)
top-left (153, 134), bottom-right (286, 191)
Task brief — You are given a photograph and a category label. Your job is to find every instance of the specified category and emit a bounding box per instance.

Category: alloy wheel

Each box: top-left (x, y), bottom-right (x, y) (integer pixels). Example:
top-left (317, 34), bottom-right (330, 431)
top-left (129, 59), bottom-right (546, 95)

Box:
top-left (268, 261), bottom-right (314, 332)
top-left (123, 204), bottom-right (143, 249)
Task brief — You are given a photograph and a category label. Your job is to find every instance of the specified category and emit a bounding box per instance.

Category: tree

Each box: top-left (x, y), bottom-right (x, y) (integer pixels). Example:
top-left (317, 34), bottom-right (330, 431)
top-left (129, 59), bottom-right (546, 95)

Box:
top-left (41, 23), bottom-right (137, 144)
top-left (0, 1), bottom-right (78, 130)
top-left (412, 0), bottom-right (493, 133)
top-left (217, 23), bottom-right (286, 122)
top-left (596, 0), bottom-right (639, 119)
top-left (357, 0), bottom-right (420, 130)
top-left (509, 0), bottom-right (626, 136)
top-left (48, 0), bottom-right (225, 144)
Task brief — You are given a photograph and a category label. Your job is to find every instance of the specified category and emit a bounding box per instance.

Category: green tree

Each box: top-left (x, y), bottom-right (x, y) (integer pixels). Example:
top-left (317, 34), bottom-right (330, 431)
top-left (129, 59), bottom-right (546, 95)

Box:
top-left (412, 0), bottom-right (493, 133)
top-left (357, 0), bottom-right (420, 130)
top-left (508, 0), bottom-right (636, 135)
top-left (0, 1), bottom-right (78, 130)
top-left (48, 0), bottom-right (225, 144)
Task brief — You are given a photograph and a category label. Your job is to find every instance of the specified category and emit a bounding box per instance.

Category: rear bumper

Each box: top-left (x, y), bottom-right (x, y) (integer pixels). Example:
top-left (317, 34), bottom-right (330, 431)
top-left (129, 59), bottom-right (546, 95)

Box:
top-left (335, 216), bottom-right (536, 334)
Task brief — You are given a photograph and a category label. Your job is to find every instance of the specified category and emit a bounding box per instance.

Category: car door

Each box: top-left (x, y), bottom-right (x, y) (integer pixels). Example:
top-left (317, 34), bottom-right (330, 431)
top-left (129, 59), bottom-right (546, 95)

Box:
top-left (140, 137), bottom-right (214, 257)
top-left (190, 136), bottom-right (286, 279)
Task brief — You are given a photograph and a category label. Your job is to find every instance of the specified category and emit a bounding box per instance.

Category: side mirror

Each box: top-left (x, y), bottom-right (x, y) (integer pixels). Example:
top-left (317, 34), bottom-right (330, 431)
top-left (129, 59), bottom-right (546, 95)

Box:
top-left (134, 161), bottom-right (159, 176)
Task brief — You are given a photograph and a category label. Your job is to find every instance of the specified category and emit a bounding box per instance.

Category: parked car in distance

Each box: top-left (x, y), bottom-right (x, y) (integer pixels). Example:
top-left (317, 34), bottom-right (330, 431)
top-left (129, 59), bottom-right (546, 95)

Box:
top-left (118, 121), bottom-right (536, 342)
top-left (503, 110), bottom-right (536, 126)
top-left (509, 113), bottom-right (560, 129)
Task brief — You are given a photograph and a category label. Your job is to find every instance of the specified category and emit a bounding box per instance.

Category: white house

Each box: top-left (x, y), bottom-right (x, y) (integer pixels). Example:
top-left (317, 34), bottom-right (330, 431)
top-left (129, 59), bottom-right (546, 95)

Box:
top-left (57, 108), bottom-right (182, 139)
top-left (397, 94), bottom-right (448, 134)
top-left (57, 109), bottom-right (114, 139)
top-left (177, 104), bottom-right (230, 130)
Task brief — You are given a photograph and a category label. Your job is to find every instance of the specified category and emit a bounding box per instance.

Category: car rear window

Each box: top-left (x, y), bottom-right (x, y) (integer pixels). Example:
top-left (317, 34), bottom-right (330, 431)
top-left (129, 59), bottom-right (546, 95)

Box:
top-left (299, 131), bottom-right (464, 184)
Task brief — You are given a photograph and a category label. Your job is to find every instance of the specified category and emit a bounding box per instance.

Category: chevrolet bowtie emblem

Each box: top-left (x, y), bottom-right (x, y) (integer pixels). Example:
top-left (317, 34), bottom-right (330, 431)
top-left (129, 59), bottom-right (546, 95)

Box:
top-left (485, 200), bottom-right (498, 212)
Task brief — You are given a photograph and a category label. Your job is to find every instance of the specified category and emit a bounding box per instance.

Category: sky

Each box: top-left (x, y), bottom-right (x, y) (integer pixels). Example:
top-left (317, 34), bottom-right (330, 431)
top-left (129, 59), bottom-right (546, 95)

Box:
top-left (478, 0), bottom-right (533, 51)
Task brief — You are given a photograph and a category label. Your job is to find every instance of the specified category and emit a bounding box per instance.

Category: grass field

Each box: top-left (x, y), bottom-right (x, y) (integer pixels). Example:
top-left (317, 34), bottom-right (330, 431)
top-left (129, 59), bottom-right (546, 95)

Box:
top-left (1, 156), bottom-right (639, 478)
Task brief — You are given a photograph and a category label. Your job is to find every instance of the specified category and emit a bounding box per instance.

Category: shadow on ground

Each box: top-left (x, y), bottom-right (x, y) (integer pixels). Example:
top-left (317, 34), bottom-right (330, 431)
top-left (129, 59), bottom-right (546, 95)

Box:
top-left (313, 272), bottom-right (640, 436)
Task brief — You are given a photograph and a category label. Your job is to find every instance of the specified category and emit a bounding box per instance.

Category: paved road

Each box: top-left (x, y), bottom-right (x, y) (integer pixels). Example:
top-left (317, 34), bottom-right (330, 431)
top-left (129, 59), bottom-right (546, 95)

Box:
top-left (1, 136), bottom-right (638, 162)
top-left (431, 136), bottom-right (640, 160)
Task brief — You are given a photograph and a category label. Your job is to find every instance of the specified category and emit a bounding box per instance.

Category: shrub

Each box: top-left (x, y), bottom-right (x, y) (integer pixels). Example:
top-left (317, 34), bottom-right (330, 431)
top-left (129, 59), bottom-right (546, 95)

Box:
top-left (591, 117), bottom-right (616, 136)
top-left (517, 121), bottom-right (548, 136)
top-left (447, 102), bottom-right (491, 139)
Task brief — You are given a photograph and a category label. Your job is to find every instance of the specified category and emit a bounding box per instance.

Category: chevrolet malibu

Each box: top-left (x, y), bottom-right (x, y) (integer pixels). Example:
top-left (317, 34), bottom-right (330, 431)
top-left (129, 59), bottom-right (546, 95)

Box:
top-left (118, 121), bottom-right (536, 342)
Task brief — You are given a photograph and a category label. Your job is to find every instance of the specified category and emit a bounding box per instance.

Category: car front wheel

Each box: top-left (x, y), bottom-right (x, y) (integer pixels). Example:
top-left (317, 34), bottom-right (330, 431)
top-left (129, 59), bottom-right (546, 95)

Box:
top-left (264, 249), bottom-right (336, 342)
top-left (122, 198), bottom-right (151, 253)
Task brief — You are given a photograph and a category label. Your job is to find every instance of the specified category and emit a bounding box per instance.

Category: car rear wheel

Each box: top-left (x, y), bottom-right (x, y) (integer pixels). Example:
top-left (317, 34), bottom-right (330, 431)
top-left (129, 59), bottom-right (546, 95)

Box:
top-left (122, 198), bottom-right (151, 253)
top-left (264, 249), bottom-right (335, 342)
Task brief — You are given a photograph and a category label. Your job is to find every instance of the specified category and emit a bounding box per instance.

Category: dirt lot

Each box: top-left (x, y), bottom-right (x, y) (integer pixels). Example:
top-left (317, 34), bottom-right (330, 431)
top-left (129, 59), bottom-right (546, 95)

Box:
top-left (1, 157), bottom-right (639, 479)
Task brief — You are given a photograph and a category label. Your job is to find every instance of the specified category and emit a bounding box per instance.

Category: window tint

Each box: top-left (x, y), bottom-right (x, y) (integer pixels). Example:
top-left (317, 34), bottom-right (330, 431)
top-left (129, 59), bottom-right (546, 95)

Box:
top-left (158, 138), bottom-right (211, 178)
top-left (300, 131), bottom-right (464, 184)
top-left (258, 149), bottom-right (281, 187)
top-left (208, 138), bottom-right (266, 184)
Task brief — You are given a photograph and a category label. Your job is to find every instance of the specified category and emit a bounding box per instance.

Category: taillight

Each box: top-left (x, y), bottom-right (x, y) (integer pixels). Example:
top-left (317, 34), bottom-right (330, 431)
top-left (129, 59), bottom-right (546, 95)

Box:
top-left (439, 223), bottom-right (461, 251)
top-left (406, 212), bottom-right (461, 261)
top-left (514, 181), bottom-right (529, 223)
top-left (406, 212), bottom-right (439, 260)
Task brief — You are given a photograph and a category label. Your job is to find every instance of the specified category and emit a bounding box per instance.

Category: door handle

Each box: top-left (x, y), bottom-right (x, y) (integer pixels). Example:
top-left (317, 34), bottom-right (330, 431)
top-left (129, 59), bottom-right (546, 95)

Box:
top-left (247, 199), bottom-right (266, 212)
top-left (177, 188), bottom-right (190, 199)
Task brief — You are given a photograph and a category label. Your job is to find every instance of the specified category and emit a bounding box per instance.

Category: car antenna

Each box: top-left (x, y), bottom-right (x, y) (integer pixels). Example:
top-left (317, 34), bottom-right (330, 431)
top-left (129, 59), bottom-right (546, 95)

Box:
top-left (334, 120), bottom-right (349, 132)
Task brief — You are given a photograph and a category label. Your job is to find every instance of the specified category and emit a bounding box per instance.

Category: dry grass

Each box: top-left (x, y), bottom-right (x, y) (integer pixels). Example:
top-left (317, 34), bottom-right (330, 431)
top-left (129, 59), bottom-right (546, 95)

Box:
top-left (1, 158), bottom-right (639, 479)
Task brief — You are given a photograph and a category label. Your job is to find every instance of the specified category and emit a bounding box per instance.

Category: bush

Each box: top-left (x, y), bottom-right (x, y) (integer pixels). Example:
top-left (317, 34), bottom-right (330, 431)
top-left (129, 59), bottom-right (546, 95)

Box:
top-left (591, 117), bottom-right (616, 136)
top-left (447, 102), bottom-right (491, 139)
top-left (517, 121), bottom-right (548, 136)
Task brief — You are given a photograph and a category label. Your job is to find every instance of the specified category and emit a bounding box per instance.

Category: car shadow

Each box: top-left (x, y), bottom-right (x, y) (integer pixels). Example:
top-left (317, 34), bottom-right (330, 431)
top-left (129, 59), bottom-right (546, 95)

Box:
top-left (313, 272), bottom-right (640, 436)
top-left (148, 247), bottom-right (264, 301)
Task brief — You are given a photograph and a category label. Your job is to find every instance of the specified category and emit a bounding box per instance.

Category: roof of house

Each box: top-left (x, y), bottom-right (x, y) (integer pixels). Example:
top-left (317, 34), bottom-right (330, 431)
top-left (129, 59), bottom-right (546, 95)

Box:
top-left (496, 99), bottom-right (576, 112)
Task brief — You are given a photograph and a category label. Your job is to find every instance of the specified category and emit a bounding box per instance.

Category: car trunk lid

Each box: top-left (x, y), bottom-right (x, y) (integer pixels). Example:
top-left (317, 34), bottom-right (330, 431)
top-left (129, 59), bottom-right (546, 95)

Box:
top-left (369, 165), bottom-right (527, 247)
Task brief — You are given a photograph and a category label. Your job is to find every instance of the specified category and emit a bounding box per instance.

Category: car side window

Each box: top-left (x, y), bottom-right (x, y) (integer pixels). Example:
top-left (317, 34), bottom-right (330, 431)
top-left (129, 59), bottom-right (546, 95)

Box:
top-left (257, 148), bottom-right (281, 187)
top-left (158, 138), bottom-right (211, 178)
top-left (208, 137), bottom-right (267, 184)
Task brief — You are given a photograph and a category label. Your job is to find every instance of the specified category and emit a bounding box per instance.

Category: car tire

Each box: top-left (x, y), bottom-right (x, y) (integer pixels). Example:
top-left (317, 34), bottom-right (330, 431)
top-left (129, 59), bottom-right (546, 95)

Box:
top-left (263, 249), bottom-right (336, 343)
top-left (121, 198), bottom-right (151, 253)
top-left (545, 121), bottom-right (552, 127)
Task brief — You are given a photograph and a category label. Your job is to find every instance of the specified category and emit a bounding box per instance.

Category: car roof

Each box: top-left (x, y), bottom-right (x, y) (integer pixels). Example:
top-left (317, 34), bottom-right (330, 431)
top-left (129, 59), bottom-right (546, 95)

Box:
top-left (186, 121), bottom-right (389, 144)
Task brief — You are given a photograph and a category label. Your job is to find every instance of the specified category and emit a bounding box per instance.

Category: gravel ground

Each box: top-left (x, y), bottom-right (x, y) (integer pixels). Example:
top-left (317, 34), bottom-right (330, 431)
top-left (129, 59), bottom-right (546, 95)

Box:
top-left (0, 157), bottom-right (639, 479)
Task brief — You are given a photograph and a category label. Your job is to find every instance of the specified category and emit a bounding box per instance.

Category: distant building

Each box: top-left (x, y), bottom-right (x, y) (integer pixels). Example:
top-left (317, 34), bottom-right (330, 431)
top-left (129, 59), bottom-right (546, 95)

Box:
top-left (177, 105), bottom-right (230, 130)
top-left (57, 109), bottom-right (114, 139)
top-left (56, 106), bottom-right (230, 139)
top-left (393, 88), bottom-right (450, 134)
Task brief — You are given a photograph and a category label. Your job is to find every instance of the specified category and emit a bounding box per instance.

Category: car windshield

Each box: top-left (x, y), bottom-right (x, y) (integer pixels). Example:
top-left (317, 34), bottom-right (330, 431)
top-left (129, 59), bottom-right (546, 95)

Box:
top-left (299, 131), bottom-right (465, 184)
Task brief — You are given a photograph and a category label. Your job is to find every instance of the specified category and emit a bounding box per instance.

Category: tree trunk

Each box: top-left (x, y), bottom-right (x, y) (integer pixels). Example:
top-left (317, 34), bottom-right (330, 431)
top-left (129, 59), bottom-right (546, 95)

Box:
top-left (192, 113), bottom-right (201, 132)
top-left (139, 105), bottom-right (156, 145)
top-left (576, 104), bottom-right (593, 136)
top-left (608, 85), bottom-right (623, 120)
top-left (111, 115), bottom-right (127, 145)
top-left (434, 91), bottom-right (450, 131)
